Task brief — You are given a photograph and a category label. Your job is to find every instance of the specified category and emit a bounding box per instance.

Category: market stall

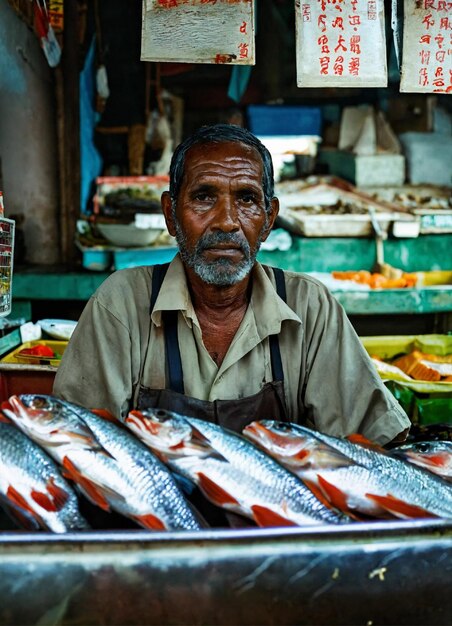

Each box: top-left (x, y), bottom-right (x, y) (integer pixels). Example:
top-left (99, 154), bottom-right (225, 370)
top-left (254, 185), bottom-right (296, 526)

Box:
top-left (0, 1), bottom-right (451, 625)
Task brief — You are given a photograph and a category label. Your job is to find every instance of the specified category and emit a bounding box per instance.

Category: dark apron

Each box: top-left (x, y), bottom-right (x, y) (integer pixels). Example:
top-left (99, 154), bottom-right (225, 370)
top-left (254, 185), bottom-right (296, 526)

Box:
top-left (136, 263), bottom-right (290, 433)
top-left (136, 263), bottom-right (291, 527)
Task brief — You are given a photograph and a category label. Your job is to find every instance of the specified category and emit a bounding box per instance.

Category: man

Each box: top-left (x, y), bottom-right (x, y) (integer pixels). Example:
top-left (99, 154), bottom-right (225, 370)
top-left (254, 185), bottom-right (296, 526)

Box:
top-left (54, 124), bottom-right (410, 445)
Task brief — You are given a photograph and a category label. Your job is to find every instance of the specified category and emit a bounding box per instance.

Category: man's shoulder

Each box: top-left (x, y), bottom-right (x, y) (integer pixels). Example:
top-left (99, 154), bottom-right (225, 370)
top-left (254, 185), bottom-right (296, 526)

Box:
top-left (95, 266), bottom-right (153, 302)
top-left (261, 264), bottom-right (332, 295)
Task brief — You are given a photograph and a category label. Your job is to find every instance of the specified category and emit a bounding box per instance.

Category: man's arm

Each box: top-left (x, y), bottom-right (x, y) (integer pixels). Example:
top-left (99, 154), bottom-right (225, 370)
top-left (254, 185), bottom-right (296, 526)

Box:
top-left (301, 288), bottom-right (411, 446)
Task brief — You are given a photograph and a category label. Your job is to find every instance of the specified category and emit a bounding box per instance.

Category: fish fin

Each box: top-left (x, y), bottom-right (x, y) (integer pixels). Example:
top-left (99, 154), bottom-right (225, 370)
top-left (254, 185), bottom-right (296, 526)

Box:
top-left (251, 505), bottom-right (298, 528)
top-left (197, 472), bottom-right (240, 506)
top-left (0, 495), bottom-right (41, 531)
top-left (316, 474), bottom-right (350, 512)
top-left (62, 456), bottom-right (111, 511)
top-left (347, 433), bottom-right (386, 453)
top-left (0, 404), bottom-right (12, 422)
top-left (31, 490), bottom-right (58, 512)
top-left (301, 477), bottom-right (336, 510)
top-left (131, 513), bottom-right (167, 530)
top-left (46, 477), bottom-right (70, 510)
top-left (91, 408), bottom-right (121, 425)
top-left (6, 485), bottom-right (40, 520)
top-left (365, 493), bottom-right (437, 519)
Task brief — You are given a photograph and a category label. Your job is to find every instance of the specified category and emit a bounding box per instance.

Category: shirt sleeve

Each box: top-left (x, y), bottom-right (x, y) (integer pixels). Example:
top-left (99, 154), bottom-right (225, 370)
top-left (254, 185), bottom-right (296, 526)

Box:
top-left (53, 295), bottom-right (133, 419)
top-left (301, 286), bottom-right (411, 445)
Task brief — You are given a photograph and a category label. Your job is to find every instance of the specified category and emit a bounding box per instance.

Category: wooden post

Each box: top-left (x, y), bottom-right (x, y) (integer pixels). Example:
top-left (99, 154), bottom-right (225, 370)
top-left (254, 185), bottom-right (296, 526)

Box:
top-left (55, 0), bottom-right (80, 266)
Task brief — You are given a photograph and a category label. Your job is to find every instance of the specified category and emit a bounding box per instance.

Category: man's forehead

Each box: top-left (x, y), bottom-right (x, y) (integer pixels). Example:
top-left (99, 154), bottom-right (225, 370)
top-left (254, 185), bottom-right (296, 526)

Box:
top-left (184, 140), bottom-right (263, 170)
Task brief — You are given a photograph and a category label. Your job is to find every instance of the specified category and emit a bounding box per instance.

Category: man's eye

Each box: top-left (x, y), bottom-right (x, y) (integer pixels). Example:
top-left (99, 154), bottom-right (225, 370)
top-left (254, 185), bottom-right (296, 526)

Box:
top-left (240, 194), bottom-right (256, 204)
top-left (194, 193), bottom-right (211, 202)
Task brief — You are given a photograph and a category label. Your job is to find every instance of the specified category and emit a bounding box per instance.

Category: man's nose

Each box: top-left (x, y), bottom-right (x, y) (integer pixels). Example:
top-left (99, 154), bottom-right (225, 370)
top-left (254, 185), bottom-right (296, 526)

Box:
top-left (212, 194), bottom-right (239, 231)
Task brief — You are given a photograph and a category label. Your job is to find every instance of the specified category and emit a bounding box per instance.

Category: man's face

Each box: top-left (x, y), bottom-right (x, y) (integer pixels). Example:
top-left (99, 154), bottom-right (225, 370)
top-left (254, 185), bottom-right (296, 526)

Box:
top-left (164, 141), bottom-right (277, 286)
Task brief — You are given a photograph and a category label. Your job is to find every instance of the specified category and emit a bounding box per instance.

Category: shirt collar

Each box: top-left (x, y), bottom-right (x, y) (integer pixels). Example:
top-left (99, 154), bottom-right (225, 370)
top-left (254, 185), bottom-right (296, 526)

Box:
top-left (151, 254), bottom-right (301, 334)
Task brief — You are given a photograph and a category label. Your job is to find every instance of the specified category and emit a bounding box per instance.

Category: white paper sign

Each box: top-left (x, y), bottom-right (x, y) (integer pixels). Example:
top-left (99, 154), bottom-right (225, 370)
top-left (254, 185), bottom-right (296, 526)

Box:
top-left (400, 0), bottom-right (451, 93)
top-left (141, 0), bottom-right (255, 65)
top-left (296, 0), bottom-right (388, 87)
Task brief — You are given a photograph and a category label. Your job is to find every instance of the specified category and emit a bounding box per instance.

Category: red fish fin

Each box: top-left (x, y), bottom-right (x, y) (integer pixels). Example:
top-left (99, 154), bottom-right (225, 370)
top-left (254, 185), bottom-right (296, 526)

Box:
top-left (316, 474), bottom-right (349, 512)
top-left (132, 513), bottom-right (167, 530)
top-left (6, 485), bottom-right (38, 518)
top-left (91, 408), bottom-right (121, 424)
top-left (0, 405), bottom-right (12, 422)
top-left (62, 456), bottom-right (111, 511)
top-left (365, 493), bottom-right (437, 519)
top-left (347, 433), bottom-right (386, 453)
top-left (197, 472), bottom-right (239, 506)
top-left (302, 477), bottom-right (336, 510)
top-left (46, 477), bottom-right (69, 510)
top-left (31, 490), bottom-right (57, 512)
top-left (251, 505), bottom-right (298, 528)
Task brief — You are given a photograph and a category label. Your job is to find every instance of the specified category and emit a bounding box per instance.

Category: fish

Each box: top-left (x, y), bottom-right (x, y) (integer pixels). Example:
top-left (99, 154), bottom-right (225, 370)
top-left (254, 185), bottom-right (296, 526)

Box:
top-left (392, 440), bottom-right (452, 483)
top-left (125, 408), bottom-right (347, 527)
top-left (1, 395), bottom-right (202, 531)
top-left (0, 420), bottom-right (89, 532)
top-left (243, 421), bottom-right (452, 521)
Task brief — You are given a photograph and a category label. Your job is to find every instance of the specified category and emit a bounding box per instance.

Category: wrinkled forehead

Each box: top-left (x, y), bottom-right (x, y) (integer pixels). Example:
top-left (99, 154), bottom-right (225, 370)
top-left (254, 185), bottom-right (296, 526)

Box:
top-left (183, 140), bottom-right (264, 179)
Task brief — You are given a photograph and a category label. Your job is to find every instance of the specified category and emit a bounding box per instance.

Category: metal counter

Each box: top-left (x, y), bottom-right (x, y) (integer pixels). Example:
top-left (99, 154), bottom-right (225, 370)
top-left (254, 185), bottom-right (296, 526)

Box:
top-left (1, 519), bottom-right (451, 625)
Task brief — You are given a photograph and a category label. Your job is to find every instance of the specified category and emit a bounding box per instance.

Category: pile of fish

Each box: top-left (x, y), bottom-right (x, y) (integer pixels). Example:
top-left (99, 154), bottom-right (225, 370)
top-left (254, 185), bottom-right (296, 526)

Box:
top-left (0, 395), bottom-right (451, 534)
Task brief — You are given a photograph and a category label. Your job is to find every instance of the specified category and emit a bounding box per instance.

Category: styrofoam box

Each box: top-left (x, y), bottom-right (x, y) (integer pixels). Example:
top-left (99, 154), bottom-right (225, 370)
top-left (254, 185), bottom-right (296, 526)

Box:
top-left (399, 132), bottom-right (452, 186)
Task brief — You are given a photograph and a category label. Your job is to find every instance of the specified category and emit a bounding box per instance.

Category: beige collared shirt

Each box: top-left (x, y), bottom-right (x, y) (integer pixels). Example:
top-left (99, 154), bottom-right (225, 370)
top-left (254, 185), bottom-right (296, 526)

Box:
top-left (53, 255), bottom-right (410, 444)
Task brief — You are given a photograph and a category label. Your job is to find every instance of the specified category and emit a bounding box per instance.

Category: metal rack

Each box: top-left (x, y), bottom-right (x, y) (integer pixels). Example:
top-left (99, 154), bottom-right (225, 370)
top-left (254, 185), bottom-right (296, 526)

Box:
top-left (0, 194), bottom-right (15, 318)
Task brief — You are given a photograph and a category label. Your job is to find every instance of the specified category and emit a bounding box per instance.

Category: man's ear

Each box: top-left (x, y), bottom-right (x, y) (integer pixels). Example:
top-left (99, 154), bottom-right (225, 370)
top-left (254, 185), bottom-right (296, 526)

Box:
top-left (261, 197), bottom-right (279, 242)
top-left (161, 191), bottom-right (177, 237)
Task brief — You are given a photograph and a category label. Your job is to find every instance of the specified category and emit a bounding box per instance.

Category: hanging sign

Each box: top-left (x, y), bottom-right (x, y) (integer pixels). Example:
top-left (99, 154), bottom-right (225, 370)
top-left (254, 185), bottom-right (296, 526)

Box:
top-left (295, 0), bottom-right (387, 87)
top-left (141, 0), bottom-right (255, 65)
top-left (400, 0), bottom-right (451, 93)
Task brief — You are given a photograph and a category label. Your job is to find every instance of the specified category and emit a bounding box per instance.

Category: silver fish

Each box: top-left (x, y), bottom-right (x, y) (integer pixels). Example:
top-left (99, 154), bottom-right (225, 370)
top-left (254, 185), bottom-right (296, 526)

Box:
top-left (0, 421), bottom-right (89, 532)
top-left (393, 440), bottom-right (452, 482)
top-left (126, 408), bottom-right (346, 527)
top-left (243, 421), bottom-right (452, 521)
top-left (1, 395), bottom-right (201, 531)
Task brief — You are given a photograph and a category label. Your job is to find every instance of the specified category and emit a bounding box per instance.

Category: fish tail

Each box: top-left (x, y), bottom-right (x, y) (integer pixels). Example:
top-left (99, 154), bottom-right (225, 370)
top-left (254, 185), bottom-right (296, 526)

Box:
top-left (251, 505), bottom-right (299, 528)
top-left (365, 493), bottom-right (438, 519)
top-left (62, 456), bottom-right (111, 511)
top-left (131, 513), bottom-right (167, 530)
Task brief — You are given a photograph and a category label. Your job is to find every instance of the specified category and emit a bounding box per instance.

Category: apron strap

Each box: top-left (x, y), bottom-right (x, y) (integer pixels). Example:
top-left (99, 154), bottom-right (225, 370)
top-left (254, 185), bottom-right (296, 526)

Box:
top-left (150, 263), bottom-right (170, 314)
top-left (270, 267), bottom-right (286, 383)
top-left (149, 263), bottom-right (286, 393)
top-left (149, 263), bottom-right (185, 395)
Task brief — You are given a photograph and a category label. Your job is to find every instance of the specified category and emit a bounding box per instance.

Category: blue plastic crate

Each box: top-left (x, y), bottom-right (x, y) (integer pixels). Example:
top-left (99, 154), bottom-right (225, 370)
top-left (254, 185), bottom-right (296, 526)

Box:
top-left (247, 105), bottom-right (322, 137)
top-left (113, 247), bottom-right (178, 270)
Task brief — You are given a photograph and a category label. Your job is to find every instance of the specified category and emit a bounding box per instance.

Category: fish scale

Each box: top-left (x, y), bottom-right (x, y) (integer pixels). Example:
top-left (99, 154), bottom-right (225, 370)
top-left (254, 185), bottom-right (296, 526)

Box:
top-left (245, 421), bottom-right (452, 520)
top-left (0, 421), bottom-right (89, 532)
top-left (126, 409), bottom-right (347, 526)
top-left (2, 395), bottom-right (202, 531)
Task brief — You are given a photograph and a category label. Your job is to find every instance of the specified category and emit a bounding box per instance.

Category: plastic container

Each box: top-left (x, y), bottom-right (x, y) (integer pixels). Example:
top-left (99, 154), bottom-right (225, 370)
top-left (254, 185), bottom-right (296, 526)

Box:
top-left (1, 340), bottom-right (68, 367)
top-left (247, 105), bottom-right (322, 136)
top-left (360, 334), bottom-right (452, 424)
top-left (113, 246), bottom-right (178, 270)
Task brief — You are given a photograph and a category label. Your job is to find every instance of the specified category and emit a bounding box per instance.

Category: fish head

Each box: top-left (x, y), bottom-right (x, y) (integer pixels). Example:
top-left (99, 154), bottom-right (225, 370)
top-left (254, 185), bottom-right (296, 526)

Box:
top-left (396, 441), bottom-right (452, 473)
top-left (126, 409), bottom-right (215, 460)
top-left (243, 421), bottom-right (314, 462)
top-left (1, 395), bottom-right (93, 449)
top-left (243, 421), bottom-right (353, 470)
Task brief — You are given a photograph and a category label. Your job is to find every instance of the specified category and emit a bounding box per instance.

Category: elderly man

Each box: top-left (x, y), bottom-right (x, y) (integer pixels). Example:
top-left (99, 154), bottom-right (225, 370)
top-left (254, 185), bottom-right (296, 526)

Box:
top-left (54, 124), bottom-right (410, 445)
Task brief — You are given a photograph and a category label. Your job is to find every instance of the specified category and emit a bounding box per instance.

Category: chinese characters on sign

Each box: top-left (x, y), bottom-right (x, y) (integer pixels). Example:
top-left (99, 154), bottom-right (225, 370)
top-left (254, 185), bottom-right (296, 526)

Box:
top-left (400, 0), bottom-right (451, 93)
top-left (296, 0), bottom-right (387, 86)
top-left (141, 0), bottom-right (255, 64)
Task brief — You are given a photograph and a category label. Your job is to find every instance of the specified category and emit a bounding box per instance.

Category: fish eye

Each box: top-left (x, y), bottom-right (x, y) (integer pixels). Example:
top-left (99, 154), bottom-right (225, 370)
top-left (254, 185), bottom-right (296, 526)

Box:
top-left (417, 443), bottom-right (430, 453)
top-left (275, 423), bottom-right (291, 432)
